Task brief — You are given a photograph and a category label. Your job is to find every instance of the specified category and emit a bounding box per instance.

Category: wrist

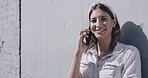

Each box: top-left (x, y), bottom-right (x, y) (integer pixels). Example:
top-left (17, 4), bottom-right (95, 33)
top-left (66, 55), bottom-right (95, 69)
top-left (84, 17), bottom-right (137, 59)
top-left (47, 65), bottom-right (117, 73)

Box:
top-left (74, 49), bottom-right (83, 58)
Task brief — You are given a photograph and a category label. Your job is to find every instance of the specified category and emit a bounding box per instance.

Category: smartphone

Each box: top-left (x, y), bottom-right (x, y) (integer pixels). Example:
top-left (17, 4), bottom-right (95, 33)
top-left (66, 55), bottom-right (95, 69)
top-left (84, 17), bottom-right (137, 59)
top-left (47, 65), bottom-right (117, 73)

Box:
top-left (83, 31), bottom-right (92, 46)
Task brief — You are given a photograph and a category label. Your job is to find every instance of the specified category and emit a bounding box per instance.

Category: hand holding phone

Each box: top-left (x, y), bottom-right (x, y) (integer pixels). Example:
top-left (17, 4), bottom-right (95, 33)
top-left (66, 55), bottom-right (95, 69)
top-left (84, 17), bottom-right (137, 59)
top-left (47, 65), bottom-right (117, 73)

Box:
top-left (83, 31), bottom-right (92, 46)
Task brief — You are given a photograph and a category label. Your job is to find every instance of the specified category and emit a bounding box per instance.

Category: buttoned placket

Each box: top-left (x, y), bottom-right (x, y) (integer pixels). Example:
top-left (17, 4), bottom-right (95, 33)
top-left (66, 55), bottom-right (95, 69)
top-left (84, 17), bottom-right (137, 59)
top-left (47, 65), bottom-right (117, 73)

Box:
top-left (96, 53), bottom-right (113, 77)
top-left (80, 42), bottom-right (128, 78)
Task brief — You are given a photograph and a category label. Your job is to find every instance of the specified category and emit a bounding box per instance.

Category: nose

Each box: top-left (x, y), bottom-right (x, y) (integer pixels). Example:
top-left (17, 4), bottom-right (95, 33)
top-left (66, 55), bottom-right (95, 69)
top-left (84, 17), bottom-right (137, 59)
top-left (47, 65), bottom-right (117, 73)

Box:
top-left (96, 19), bottom-right (101, 27)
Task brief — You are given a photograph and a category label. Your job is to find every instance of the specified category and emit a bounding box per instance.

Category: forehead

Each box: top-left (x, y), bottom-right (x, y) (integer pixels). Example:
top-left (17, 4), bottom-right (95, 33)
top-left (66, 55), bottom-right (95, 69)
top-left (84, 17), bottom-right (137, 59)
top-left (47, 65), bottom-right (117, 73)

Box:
top-left (90, 8), bottom-right (110, 19)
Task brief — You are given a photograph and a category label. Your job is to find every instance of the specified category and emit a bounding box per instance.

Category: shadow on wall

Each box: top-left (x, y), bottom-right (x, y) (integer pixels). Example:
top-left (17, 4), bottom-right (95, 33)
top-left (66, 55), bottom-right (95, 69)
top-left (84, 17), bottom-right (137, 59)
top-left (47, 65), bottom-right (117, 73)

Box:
top-left (121, 21), bottom-right (148, 78)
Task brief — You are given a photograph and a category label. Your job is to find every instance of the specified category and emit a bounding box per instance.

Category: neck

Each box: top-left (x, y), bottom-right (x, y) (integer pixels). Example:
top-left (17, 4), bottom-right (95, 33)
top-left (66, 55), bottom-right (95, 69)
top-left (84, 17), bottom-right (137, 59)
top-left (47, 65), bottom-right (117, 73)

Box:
top-left (97, 37), bottom-right (111, 57)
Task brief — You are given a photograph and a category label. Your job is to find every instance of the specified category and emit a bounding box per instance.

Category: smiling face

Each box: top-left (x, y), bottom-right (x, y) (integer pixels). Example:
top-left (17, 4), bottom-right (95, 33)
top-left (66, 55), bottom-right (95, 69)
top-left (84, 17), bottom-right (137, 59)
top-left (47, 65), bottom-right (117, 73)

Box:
top-left (90, 7), bottom-right (116, 41)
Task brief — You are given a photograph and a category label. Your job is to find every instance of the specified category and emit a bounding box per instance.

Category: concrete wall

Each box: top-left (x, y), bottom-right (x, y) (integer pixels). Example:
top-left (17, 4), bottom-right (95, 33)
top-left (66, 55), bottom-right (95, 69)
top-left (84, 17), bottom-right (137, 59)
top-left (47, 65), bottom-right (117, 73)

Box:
top-left (22, 0), bottom-right (148, 78)
top-left (0, 0), bottom-right (20, 78)
top-left (0, 0), bottom-right (147, 78)
top-left (21, 0), bottom-right (148, 78)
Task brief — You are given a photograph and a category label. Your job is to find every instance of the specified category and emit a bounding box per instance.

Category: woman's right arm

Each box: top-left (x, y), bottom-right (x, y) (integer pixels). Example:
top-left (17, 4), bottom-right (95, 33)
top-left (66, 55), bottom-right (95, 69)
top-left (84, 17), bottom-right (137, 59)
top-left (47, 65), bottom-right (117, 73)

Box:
top-left (67, 50), bottom-right (83, 78)
top-left (67, 29), bottom-right (89, 78)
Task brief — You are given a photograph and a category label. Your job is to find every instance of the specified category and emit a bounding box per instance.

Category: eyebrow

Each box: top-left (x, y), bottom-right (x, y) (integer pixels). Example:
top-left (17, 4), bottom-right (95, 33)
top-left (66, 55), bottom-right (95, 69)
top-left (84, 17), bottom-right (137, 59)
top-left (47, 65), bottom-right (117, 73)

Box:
top-left (90, 15), bottom-right (108, 19)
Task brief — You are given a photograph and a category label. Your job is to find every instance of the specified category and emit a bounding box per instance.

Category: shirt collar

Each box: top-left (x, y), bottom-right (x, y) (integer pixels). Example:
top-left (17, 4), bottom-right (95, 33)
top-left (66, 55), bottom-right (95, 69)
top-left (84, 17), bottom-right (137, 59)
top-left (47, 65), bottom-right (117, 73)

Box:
top-left (86, 42), bottom-right (125, 55)
top-left (112, 42), bottom-right (125, 54)
top-left (86, 45), bottom-right (97, 55)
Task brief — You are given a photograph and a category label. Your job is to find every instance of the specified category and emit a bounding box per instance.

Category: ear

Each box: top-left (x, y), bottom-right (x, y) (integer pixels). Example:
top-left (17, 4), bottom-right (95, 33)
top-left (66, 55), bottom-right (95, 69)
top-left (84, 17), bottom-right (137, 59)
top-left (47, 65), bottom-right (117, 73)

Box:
top-left (112, 19), bottom-right (117, 28)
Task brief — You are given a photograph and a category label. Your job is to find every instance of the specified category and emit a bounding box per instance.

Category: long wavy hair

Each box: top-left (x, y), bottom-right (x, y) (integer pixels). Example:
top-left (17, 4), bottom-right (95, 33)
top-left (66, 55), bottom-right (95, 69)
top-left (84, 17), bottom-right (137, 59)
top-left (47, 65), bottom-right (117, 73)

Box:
top-left (86, 2), bottom-right (121, 52)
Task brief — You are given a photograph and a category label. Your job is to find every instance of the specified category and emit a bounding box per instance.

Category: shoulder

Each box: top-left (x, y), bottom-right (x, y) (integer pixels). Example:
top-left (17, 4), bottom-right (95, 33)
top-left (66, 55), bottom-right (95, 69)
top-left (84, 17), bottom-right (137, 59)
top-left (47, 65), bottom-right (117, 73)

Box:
top-left (116, 42), bottom-right (141, 63)
top-left (122, 42), bottom-right (139, 55)
top-left (118, 43), bottom-right (141, 77)
top-left (115, 42), bottom-right (139, 53)
top-left (113, 42), bottom-right (140, 61)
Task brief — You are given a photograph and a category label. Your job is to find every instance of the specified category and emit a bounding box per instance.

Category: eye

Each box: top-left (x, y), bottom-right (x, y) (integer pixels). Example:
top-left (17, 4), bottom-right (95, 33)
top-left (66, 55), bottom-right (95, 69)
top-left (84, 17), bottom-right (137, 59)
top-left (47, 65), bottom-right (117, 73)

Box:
top-left (90, 19), bottom-right (96, 23)
top-left (101, 17), bottom-right (107, 22)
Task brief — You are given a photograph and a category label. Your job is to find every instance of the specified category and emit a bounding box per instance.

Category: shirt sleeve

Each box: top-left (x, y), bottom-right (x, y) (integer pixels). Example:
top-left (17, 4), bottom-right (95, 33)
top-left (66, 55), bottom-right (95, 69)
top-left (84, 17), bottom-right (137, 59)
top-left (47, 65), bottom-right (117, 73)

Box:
top-left (122, 46), bottom-right (141, 78)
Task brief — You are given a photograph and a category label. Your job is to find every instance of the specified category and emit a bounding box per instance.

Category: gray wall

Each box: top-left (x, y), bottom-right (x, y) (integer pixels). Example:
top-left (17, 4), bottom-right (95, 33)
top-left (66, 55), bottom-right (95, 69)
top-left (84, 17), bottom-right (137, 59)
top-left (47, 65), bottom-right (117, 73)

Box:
top-left (0, 0), bottom-right (20, 78)
top-left (13, 0), bottom-right (148, 78)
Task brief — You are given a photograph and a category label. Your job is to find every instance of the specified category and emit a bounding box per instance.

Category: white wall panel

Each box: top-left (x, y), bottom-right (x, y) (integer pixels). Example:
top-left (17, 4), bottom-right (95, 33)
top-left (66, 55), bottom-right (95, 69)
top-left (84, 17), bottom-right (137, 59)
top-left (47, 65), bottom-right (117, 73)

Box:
top-left (22, 0), bottom-right (148, 78)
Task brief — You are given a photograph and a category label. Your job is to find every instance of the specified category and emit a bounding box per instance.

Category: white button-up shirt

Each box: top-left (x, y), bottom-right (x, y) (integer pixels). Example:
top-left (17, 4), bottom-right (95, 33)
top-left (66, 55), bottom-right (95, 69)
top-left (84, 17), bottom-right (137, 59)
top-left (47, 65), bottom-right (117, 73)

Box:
top-left (80, 42), bottom-right (141, 78)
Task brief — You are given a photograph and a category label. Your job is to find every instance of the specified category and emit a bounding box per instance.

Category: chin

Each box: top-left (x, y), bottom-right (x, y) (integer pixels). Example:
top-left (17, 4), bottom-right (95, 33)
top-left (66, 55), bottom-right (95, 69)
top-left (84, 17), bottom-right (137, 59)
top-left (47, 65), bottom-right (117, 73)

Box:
top-left (95, 35), bottom-right (103, 39)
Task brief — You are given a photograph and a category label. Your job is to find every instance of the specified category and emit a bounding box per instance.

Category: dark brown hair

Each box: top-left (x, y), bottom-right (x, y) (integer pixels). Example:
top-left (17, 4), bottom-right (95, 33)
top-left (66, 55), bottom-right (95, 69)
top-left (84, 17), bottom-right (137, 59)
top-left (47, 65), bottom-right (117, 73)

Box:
top-left (87, 2), bottom-right (121, 51)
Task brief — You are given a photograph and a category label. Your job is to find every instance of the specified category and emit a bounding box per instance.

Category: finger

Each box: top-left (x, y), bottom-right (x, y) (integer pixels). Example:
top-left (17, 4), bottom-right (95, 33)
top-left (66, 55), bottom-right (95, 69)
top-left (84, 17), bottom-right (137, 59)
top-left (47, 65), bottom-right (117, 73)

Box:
top-left (80, 29), bottom-right (90, 35)
top-left (79, 32), bottom-right (88, 42)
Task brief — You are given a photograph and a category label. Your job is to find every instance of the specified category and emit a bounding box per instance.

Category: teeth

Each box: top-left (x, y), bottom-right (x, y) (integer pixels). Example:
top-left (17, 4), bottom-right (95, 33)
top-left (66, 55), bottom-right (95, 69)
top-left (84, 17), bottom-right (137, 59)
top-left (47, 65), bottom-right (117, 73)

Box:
top-left (100, 29), bottom-right (105, 32)
top-left (96, 28), bottom-right (99, 30)
top-left (95, 28), bottom-right (105, 32)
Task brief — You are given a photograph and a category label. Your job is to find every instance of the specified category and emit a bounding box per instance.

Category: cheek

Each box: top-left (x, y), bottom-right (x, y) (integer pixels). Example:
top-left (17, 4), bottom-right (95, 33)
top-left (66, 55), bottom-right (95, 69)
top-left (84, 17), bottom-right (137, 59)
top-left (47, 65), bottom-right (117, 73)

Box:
top-left (90, 25), bottom-right (96, 32)
top-left (107, 26), bottom-right (113, 34)
top-left (103, 21), bottom-right (107, 25)
top-left (90, 23), bottom-right (96, 30)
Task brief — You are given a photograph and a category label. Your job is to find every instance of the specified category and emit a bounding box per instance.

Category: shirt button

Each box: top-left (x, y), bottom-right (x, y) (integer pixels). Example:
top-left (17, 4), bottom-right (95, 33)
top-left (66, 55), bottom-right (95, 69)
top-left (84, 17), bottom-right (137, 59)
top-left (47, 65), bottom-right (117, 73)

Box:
top-left (88, 62), bottom-right (94, 68)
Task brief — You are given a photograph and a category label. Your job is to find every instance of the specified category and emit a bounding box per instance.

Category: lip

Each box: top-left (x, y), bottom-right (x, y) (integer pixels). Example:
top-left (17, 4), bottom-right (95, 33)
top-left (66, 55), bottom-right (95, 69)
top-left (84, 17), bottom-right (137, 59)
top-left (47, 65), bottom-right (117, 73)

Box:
top-left (95, 28), bottom-right (106, 33)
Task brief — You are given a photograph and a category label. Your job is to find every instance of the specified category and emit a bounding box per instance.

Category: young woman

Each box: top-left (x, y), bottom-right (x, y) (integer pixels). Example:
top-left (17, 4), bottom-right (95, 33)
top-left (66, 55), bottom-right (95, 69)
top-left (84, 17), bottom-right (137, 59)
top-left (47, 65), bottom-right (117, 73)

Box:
top-left (67, 2), bottom-right (141, 78)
